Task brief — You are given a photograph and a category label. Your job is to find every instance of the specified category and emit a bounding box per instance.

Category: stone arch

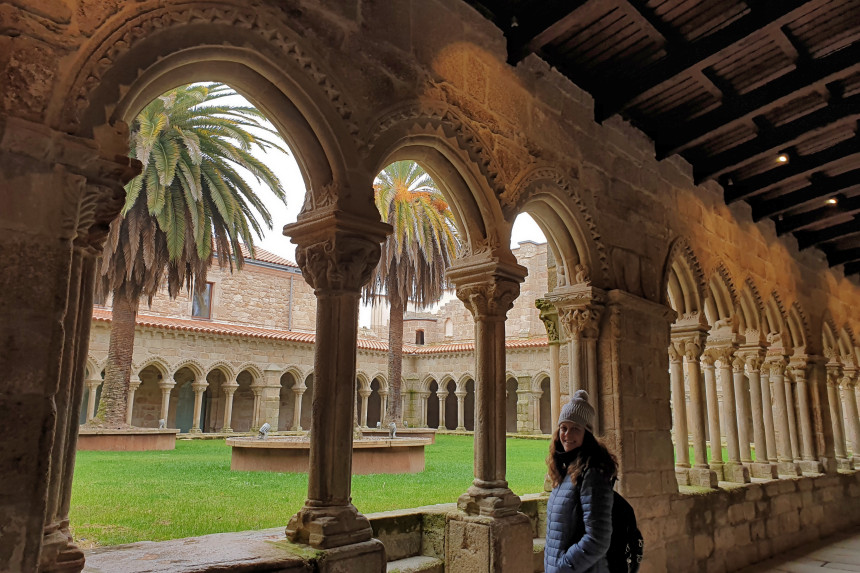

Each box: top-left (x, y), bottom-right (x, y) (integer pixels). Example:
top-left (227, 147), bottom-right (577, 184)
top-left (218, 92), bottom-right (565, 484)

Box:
top-left (510, 166), bottom-right (608, 288)
top-left (170, 359), bottom-right (206, 381)
top-left (85, 357), bottom-right (101, 380)
top-left (787, 302), bottom-right (811, 354)
top-left (235, 363), bottom-right (264, 384)
top-left (838, 326), bottom-right (857, 363)
top-left (370, 372), bottom-right (388, 393)
top-left (205, 361), bottom-right (235, 381)
top-left (135, 357), bottom-right (169, 380)
top-left (764, 291), bottom-right (791, 353)
top-left (282, 366), bottom-right (306, 387)
top-left (736, 277), bottom-right (766, 343)
top-left (662, 237), bottom-right (707, 318)
top-left (505, 376), bottom-right (519, 433)
top-left (56, 2), bottom-right (364, 220)
top-left (356, 371), bottom-right (372, 393)
top-left (704, 261), bottom-right (738, 329)
top-left (363, 103), bottom-right (513, 263)
top-left (456, 373), bottom-right (475, 393)
top-left (823, 313), bottom-right (840, 359)
top-left (420, 374), bottom-right (441, 393)
top-left (531, 371), bottom-right (552, 393)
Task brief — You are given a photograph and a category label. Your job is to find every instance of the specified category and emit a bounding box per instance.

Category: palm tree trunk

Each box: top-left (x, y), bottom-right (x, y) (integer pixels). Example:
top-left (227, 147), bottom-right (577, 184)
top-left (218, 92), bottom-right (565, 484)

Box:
top-left (387, 299), bottom-right (404, 425)
top-left (93, 289), bottom-right (139, 427)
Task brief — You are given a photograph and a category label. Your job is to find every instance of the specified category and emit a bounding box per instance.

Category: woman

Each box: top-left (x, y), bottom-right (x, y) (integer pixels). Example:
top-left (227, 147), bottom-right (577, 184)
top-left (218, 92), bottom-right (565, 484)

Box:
top-left (545, 390), bottom-right (618, 573)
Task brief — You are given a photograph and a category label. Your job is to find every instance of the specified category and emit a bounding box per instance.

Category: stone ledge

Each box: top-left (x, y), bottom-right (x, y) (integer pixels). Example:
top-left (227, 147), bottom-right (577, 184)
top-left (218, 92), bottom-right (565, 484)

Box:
top-left (77, 428), bottom-right (180, 451)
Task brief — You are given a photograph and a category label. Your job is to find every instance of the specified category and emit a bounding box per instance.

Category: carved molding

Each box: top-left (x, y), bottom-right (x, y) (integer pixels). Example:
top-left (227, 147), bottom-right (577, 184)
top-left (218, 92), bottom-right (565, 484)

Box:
top-left (559, 307), bottom-right (601, 339)
top-left (535, 299), bottom-right (560, 343)
top-left (63, 3), bottom-right (358, 138)
top-left (456, 281), bottom-right (520, 321)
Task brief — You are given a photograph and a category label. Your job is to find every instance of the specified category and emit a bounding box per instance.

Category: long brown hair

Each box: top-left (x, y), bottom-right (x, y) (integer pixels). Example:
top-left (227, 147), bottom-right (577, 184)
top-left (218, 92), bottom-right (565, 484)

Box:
top-left (546, 428), bottom-right (618, 488)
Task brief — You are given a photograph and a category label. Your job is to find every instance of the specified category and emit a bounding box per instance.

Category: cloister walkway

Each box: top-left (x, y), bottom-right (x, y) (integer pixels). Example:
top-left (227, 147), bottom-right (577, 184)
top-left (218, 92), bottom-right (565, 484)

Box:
top-left (741, 526), bottom-right (860, 572)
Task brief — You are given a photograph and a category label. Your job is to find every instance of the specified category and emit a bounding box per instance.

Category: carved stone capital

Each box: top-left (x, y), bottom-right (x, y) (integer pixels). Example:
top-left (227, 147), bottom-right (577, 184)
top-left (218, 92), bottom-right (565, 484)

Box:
top-left (670, 332), bottom-right (707, 363)
top-left (826, 362), bottom-right (843, 387)
top-left (191, 381), bottom-right (209, 393)
top-left (456, 281), bottom-right (520, 321)
top-left (841, 370), bottom-right (858, 389)
top-left (766, 358), bottom-right (787, 377)
top-left (447, 255), bottom-right (525, 321)
top-left (222, 382), bottom-right (239, 396)
top-left (159, 379), bottom-right (176, 391)
top-left (535, 298), bottom-right (560, 342)
top-left (559, 306), bottom-right (602, 339)
top-left (704, 345), bottom-right (735, 366)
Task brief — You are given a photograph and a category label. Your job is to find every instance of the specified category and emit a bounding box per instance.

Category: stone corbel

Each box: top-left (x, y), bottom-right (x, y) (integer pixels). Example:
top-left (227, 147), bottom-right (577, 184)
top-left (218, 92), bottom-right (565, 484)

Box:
top-left (535, 298), bottom-right (560, 343)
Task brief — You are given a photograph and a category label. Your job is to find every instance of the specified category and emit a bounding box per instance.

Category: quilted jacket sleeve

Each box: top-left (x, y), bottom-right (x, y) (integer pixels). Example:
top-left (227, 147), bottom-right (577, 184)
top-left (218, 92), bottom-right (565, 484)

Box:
top-left (563, 468), bottom-right (613, 571)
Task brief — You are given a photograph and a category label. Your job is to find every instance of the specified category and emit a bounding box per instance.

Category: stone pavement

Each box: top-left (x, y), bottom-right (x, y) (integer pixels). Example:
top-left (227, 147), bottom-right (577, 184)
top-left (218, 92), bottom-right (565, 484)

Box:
top-left (739, 526), bottom-right (860, 572)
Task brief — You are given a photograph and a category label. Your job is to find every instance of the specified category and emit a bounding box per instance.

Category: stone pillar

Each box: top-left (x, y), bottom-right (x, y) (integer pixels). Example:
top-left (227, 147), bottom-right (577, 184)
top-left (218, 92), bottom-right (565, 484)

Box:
top-left (759, 367), bottom-right (778, 463)
top-left (517, 375), bottom-right (533, 433)
top-left (536, 299), bottom-right (562, 426)
top-left (222, 381), bottom-right (239, 433)
top-left (418, 391), bottom-right (431, 427)
top-left (190, 381), bottom-right (209, 434)
top-left (159, 378), bottom-right (177, 427)
top-left (292, 383), bottom-right (306, 431)
top-left (85, 377), bottom-right (102, 423)
top-left (826, 362), bottom-right (851, 470)
top-left (701, 353), bottom-right (725, 480)
top-left (125, 375), bottom-right (141, 427)
top-left (674, 326), bottom-right (717, 488)
top-left (792, 363), bottom-right (823, 473)
top-left (733, 357), bottom-right (753, 464)
top-left (668, 344), bottom-right (690, 484)
top-left (553, 285), bottom-right (604, 434)
top-left (257, 368), bottom-right (284, 432)
top-left (713, 349), bottom-right (748, 482)
top-left (0, 117), bottom-right (137, 572)
top-left (740, 352), bottom-right (778, 478)
top-left (359, 389), bottom-right (371, 428)
top-left (841, 371), bottom-right (860, 466)
top-left (284, 207), bottom-right (388, 555)
top-left (380, 390), bottom-right (389, 425)
top-left (437, 390), bottom-right (447, 430)
top-left (444, 253), bottom-right (532, 573)
top-left (769, 360), bottom-right (801, 476)
top-left (250, 385), bottom-right (263, 431)
top-left (785, 374), bottom-right (801, 463)
top-left (806, 356), bottom-right (837, 473)
top-left (455, 391), bottom-right (467, 431)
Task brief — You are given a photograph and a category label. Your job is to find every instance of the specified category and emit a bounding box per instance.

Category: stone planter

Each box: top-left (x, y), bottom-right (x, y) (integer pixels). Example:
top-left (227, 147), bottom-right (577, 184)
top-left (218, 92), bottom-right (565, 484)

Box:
top-left (77, 428), bottom-right (180, 451)
top-left (227, 436), bottom-right (430, 474)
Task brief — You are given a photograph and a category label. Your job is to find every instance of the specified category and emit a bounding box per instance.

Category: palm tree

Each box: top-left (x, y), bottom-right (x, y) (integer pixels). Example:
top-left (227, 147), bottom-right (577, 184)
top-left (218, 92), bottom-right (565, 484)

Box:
top-left (363, 161), bottom-right (459, 426)
top-left (93, 83), bottom-right (287, 427)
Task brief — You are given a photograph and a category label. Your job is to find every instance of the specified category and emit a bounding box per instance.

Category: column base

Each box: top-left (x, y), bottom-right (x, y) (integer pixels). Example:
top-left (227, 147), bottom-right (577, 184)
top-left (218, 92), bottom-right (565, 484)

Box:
top-left (709, 461), bottom-right (725, 481)
top-left (456, 426), bottom-right (466, 431)
top-left (40, 525), bottom-right (85, 573)
top-left (190, 428), bottom-right (202, 434)
top-left (223, 427), bottom-right (234, 433)
top-left (311, 539), bottom-right (386, 573)
top-left (777, 461), bottom-right (802, 476)
top-left (458, 481), bottom-right (522, 518)
top-left (837, 457), bottom-right (854, 471)
top-left (688, 467), bottom-right (718, 488)
top-left (797, 459), bottom-right (824, 474)
top-left (723, 462), bottom-right (751, 483)
top-left (446, 512), bottom-right (533, 573)
top-left (817, 457), bottom-right (838, 474)
top-left (674, 466), bottom-right (691, 486)
top-left (749, 462), bottom-right (779, 479)
top-left (285, 504), bottom-right (373, 549)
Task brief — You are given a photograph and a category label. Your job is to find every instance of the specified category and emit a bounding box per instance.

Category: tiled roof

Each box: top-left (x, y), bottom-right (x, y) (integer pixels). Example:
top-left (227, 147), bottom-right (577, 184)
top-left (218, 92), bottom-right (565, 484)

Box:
top-left (91, 309), bottom-right (548, 353)
top-left (220, 244), bottom-right (297, 268)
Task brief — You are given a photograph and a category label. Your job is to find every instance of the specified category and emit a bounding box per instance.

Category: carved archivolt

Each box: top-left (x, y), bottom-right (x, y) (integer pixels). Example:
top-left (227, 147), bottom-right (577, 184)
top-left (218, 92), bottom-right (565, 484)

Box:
top-left (709, 260), bottom-right (738, 309)
top-left (61, 2), bottom-right (357, 137)
top-left (662, 237), bottom-right (707, 313)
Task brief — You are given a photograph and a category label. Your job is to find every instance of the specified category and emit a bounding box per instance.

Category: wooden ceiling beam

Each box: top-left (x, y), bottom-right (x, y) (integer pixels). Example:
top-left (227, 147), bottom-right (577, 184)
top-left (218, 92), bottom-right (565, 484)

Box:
top-left (658, 44), bottom-right (860, 158)
top-left (842, 260), bottom-right (860, 276)
top-left (724, 134), bottom-right (860, 203)
top-left (505, 0), bottom-right (592, 63)
top-left (694, 93), bottom-right (860, 182)
top-left (776, 194), bottom-right (860, 235)
top-left (595, 0), bottom-right (818, 121)
top-left (751, 168), bottom-right (860, 221)
top-left (796, 215), bottom-right (860, 250)
top-left (827, 247), bottom-right (860, 267)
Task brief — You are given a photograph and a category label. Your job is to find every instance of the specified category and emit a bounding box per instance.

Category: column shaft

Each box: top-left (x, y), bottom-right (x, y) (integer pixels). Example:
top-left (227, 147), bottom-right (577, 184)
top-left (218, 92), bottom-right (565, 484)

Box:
top-left (747, 365), bottom-right (767, 461)
top-left (703, 359), bottom-right (724, 471)
top-left (718, 358), bottom-right (741, 463)
top-left (795, 376), bottom-right (817, 462)
top-left (686, 357), bottom-right (709, 469)
top-left (760, 370), bottom-right (778, 462)
top-left (828, 379), bottom-right (847, 461)
top-left (785, 379), bottom-right (800, 461)
top-left (549, 343), bottom-right (561, 426)
top-left (222, 385), bottom-right (238, 432)
top-left (733, 360), bottom-right (753, 463)
top-left (842, 378), bottom-right (860, 464)
top-left (669, 351), bottom-right (690, 468)
top-left (292, 389), bottom-right (304, 431)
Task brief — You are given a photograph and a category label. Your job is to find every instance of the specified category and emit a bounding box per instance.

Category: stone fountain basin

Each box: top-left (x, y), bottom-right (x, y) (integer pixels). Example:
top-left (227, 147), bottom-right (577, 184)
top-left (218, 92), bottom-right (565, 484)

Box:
top-left (226, 436), bottom-right (431, 474)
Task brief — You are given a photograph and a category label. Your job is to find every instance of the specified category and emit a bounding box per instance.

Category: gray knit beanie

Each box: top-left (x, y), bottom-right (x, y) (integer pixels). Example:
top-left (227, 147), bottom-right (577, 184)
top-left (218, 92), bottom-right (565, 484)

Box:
top-left (558, 390), bottom-right (595, 433)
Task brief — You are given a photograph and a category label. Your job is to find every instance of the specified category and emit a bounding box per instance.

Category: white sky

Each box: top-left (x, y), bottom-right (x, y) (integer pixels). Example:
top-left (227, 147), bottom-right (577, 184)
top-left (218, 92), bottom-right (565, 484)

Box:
top-left (223, 92), bottom-right (546, 326)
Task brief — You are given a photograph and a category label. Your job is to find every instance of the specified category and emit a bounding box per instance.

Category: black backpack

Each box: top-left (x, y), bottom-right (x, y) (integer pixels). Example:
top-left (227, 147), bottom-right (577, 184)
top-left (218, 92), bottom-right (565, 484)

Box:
top-left (607, 490), bottom-right (644, 573)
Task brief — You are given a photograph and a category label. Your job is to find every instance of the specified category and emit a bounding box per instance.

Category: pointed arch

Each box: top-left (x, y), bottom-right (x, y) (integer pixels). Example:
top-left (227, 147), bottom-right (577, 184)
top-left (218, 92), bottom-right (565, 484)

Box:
top-left (531, 371), bottom-right (551, 393)
top-left (736, 277), bottom-right (765, 342)
top-left (135, 357), bottom-right (169, 379)
top-left (205, 361), bottom-right (236, 381)
top-left (356, 371), bottom-right (371, 392)
top-left (705, 261), bottom-right (738, 329)
top-left (456, 373), bottom-right (475, 393)
top-left (822, 312), bottom-right (840, 358)
top-left (370, 372), bottom-right (389, 393)
top-left (170, 359), bottom-right (206, 381)
top-left (235, 363), bottom-right (264, 383)
top-left (787, 302), bottom-right (810, 353)
top-left (662, 237), bottom-right (707, 317)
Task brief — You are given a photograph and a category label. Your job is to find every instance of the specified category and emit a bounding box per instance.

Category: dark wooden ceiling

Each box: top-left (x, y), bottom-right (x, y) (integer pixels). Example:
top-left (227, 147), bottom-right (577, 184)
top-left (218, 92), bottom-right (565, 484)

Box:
top-left (463, 0), bottom-right (860, 276)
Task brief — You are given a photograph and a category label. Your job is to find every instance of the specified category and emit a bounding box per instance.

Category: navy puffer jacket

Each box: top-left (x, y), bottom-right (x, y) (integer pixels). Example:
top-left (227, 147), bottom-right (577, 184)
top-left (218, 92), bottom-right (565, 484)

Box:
top-left (544, 466), bottom-right (614, 573)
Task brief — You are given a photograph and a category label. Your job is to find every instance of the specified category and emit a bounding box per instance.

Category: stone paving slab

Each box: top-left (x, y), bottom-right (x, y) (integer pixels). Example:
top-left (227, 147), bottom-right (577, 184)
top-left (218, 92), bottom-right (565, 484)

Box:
top-left (739, 527), bottom-right (860, 572)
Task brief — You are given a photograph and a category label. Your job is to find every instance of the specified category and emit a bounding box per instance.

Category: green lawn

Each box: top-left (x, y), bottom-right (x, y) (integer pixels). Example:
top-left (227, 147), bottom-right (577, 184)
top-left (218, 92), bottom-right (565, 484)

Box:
top-left (70, 434), bottom-right (549, 547)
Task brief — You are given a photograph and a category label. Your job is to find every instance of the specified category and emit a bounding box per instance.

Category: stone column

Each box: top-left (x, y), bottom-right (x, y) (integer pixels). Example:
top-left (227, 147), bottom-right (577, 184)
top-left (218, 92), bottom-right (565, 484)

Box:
top-left (380, 390), bottom-right (389, 425)
top-left (714, 348), bottom-right (748, 482)
top-left (702, 352), bottom-right (725, 480)
top-left (359, 389), bottom-right (371, 428)
top-left (433, 390), bottom-right (444, 432)
top-left (759, 367), bottom-right (778, 463)
top-left (733, 357), bottom-right (753, 464)
top-left (807, 356), bottom-right (837, 473)
top-left (159, 378), bottom-right (177, 427)
top-left (841, 371), bottom-right (860, 466)
top-left (284, 207), bottom-right (389, 554)
top-left (553, 285), bottom-right (604, 434)
top-left (291, 383), bottom-right (306, 431)
top-left (455, 391), bottom-right (467, 430)
top-left (785, 374), bottom-right (801, 463)
top-left (125, 375), bottom-right (141, 426)
top-left (85, 377), bottom-right (102, 423)
top-left (792, 364), bottom-right (823, 473)
top-left (418, 391), bottom-right (431, 427)
top-left (444, 253), bottom-right (532, 573)
top-left (536, 299), bottom-right (562, 426)
top-left (222, 381), bottom-right (239, 433)
top-left (517, 374), bottom-right (533, 433)
top-left (740, 352), bottom-right (777, 478)
top-left (250, 385), bottom-right (263, 431)
top-left (668, 343), bottom-right (690, 483)
top-left (769, 360), bottom-right (801, 476)
top-left (675, 327), bottom-right (717, 488)
top-left (826, 362), bottom-right (850, 470)
top-left (190, 381), bottom-right (209, 434)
